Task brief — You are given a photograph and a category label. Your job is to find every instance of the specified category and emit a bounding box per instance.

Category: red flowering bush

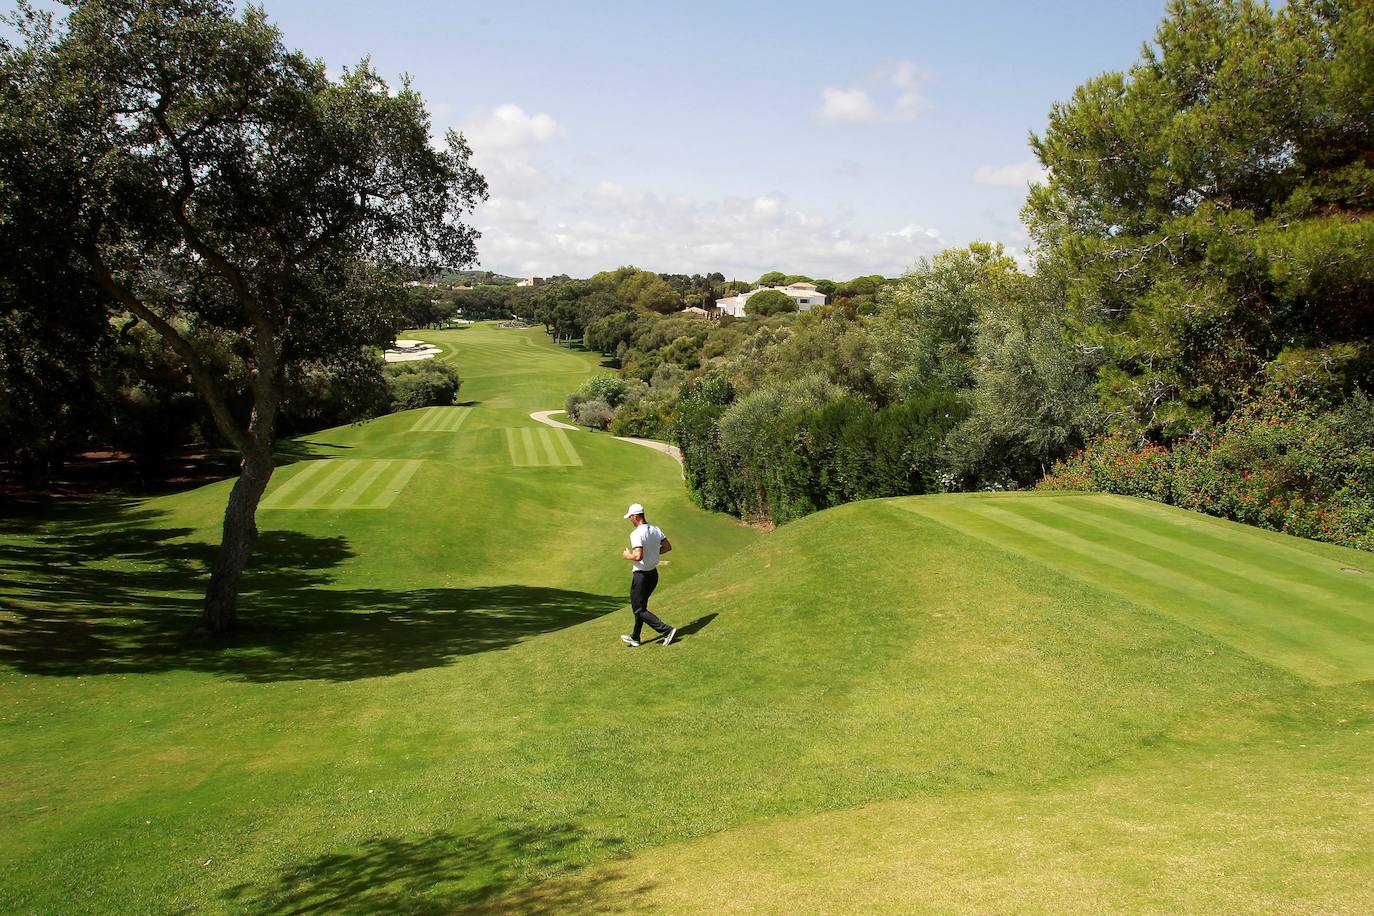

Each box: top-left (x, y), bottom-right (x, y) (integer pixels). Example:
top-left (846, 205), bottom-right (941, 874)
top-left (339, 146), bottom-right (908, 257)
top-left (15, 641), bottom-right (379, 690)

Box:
top-left (1039, 435), bottom-right (1173, 501)
top-left (1039, 392), bottom-right (1374, 551)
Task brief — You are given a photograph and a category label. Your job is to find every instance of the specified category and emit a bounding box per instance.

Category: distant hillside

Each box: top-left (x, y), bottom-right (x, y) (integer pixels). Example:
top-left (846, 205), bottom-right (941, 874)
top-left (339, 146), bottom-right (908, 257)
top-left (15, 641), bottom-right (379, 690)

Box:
top-left (446, 269), bottom-right (521, 286)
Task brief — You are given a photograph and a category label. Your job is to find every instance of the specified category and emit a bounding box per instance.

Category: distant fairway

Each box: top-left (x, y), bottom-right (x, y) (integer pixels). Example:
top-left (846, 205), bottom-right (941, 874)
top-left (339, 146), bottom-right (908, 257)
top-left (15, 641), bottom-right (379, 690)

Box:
top-left (406, 406), bottom-right (473, 433)
top-left (3, 323), bottom-right (1373, 913)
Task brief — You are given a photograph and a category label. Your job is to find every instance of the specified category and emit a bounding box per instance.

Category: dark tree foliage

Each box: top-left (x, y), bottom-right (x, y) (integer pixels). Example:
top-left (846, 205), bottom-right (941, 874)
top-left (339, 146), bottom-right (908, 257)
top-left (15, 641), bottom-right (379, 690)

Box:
top-left (673, 374), bottom-right (964, 525)
top-left (744, 289), bottom-right (797, 317)
top-left (101, 319), bottom-right (215, 486)
top-left (758, 391), bottom-right (965, 524)
top-left (387, 360), bottom-right (462, 411)
top-left (673, 376), bottom-right (738, 514)
top-left (0, 238), bottom-right (111, 487)
top-left (1028, 0), bottom-right (1374, 438)
top-left (0, 0), bottom-right (486, 632)
top-left (451, 285), bottom-right (515, 321)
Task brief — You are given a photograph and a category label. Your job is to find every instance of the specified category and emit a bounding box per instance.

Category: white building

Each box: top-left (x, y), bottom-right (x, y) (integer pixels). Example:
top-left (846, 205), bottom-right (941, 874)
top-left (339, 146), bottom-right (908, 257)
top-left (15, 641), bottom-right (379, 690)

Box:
top-left (713, 282), bottom-right (827, 318)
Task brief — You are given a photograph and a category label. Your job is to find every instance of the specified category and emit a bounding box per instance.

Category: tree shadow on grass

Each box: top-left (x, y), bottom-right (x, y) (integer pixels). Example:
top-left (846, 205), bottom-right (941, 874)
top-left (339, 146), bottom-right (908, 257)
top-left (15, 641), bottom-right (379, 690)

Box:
top-left (275, 439), bottom-right (355, 460)
top-left (219, 822), bottom-right (652, 914)
top-left (0, 501), bottom-right (621, 683)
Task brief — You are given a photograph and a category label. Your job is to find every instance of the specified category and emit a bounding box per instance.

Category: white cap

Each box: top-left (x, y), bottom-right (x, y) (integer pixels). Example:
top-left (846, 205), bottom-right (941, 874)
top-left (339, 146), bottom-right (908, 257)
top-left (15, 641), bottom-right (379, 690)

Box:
top-left (623, 503), bottom-right (645, 519)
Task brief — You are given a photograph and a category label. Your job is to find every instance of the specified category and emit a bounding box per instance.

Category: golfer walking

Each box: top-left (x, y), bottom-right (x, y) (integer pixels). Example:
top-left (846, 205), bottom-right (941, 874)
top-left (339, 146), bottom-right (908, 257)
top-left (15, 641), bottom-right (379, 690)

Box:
top-left (620, 503), bottom-right (677, 647)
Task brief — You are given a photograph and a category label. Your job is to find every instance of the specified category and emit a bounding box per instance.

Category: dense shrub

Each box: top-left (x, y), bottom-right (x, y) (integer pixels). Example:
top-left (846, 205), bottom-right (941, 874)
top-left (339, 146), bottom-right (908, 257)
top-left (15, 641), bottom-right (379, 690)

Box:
top-left (744, 289), bottom-right (797, 317)
top-left (718, 374), bottom-right (843, 464)
top-left (673, 376), bottom-right (738, 514)
top-left (676, 372), bottom-right (964, 525)
top-left (581, 374), bottom-right (630, 406)
top-left (281, 355), bottom-right (392, 434)
top-left (1037, 434), bottom-right (1174, 502)
top-left (1040, 393), bottom-right (1374, 550)
top-left (609, 400), bottom-right (667, 438)
top-left (570, 398), bottom-right (614, 430)
top-left (565, 374), bottom-right (630, 423)
top-left (387, 361), bottom-right (462, 411)
top-left (741, 390), bottom-right (965, 523)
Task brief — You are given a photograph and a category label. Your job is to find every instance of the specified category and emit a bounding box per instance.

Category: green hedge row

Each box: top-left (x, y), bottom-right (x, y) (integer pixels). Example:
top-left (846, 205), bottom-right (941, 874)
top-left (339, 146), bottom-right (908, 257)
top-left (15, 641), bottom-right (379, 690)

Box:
top-left (674, 376), bottom-right (964, 525)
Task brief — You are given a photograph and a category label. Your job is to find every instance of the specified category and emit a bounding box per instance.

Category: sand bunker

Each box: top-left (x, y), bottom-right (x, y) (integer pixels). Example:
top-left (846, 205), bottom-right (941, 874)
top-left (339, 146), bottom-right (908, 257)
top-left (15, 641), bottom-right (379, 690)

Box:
top-left (385, 339), bottom-right (442, 363)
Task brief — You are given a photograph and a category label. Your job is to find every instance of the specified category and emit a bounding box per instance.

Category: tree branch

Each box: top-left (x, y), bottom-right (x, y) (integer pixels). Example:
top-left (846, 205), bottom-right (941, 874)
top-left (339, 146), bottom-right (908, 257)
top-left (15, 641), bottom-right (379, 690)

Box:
top-left (149, 90), bottom-right (274, 341)
top-left (80, 243), bottom-right (256, 457)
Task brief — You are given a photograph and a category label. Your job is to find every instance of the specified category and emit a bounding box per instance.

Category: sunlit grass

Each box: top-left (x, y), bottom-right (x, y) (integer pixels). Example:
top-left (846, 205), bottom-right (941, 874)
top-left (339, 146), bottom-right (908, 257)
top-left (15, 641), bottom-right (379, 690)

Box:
top-left (2, 324), bottom-right (1372, 912)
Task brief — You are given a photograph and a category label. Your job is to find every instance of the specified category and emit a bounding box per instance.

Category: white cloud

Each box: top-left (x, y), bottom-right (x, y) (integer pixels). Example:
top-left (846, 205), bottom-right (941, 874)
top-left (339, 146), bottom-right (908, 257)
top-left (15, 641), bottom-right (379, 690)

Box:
top-left (481, 157), bottom-right (550, 199)
top-left (819, 61), bottom-right (929, 123)
top-left (471, 183), bottom-right (948, 280)
top-left (889, 61), bottom-right (929, 120)
top-left (448, 104), bottom-right (567, 202)
top-left (974, 159), bottom-right (1050, 188)
top-left (461, 103), bottom-right (563, 152)
top-left (820, 88), bottom-right (882, 122)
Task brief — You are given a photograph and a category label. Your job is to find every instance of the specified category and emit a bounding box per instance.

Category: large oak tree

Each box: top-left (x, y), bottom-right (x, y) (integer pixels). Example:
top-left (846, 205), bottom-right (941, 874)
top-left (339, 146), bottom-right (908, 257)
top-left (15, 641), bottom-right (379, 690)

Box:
top-left (0, 0), bottom-right (486, 632)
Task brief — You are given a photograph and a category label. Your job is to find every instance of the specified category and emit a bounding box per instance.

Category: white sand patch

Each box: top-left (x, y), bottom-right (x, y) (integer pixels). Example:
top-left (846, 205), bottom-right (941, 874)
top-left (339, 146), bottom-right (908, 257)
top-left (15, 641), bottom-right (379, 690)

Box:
top-left (385, 340), bottom-right (443, 363)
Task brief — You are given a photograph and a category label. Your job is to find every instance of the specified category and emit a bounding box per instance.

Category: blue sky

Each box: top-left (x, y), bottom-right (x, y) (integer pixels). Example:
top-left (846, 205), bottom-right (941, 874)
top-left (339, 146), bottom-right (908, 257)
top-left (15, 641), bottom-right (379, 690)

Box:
top-left (41, 1), bottom-right (1174, 279)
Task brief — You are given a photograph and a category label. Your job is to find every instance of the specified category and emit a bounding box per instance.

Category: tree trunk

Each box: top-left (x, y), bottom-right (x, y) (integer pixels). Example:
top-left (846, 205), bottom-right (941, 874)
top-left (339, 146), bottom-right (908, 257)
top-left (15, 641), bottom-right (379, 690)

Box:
top-left (203, 449), bottom-right (274, 634)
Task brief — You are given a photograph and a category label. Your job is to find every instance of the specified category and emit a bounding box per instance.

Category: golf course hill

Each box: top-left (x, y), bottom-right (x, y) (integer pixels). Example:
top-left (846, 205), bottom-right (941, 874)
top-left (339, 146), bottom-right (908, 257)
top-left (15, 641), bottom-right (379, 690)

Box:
top-left (2, 322), bottom-right (1372, 912)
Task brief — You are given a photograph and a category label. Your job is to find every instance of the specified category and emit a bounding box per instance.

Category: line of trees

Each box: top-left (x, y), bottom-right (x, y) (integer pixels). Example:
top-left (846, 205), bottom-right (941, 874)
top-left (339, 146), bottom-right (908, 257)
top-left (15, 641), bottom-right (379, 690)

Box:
top-left (541, 0), bottom-right (1374, 547)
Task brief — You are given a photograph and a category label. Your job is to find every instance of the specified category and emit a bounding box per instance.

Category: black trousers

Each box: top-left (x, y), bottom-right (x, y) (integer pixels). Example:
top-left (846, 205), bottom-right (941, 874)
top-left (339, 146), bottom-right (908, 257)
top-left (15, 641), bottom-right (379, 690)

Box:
top-left (630, 569), bottom-right (671, 639)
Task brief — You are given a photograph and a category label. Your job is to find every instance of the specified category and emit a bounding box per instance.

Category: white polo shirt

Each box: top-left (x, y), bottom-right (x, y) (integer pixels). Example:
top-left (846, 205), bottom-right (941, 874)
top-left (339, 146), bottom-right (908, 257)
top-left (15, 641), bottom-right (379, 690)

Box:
top-left (630, 523), bottom-right (666, 572)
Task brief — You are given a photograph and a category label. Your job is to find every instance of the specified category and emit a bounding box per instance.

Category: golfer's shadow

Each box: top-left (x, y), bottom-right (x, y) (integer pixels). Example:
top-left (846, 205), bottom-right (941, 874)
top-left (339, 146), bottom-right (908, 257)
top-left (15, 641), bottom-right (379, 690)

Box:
top-left (651, 612), bottom-right (717, 644)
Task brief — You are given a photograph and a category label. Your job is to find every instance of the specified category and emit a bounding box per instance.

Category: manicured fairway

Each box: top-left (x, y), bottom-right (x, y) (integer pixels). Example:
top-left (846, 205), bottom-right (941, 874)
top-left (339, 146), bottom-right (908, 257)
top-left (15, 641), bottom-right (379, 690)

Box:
top-left (901, 493), bottom-right (1374, 685)
top-left (259, 459), bottom-right (424, 510)
top-left (2, 324), bottom-right (1373, 913)
top-left (406, 406), bottom-right (473, 433)
top-left (505, 427), bottom-right (582, 467)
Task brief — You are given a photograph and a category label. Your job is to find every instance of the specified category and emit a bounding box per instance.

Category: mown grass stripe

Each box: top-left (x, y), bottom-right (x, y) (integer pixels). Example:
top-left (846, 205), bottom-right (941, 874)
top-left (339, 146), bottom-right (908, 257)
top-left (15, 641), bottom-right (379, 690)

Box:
top-left (259, 460), bottom-right (334, 508)
top-left (327, 460), bottom-right (394, 509)
top-left (550, 430), bottom-right (583, 466)
top-left (537, 429), bottom-right (563, 466)
top-left (410, 407), bottom-right (472, 433)
top-left (353, 459), bottom-right (407, 505)
top-left (361, 459), bottom-right (423, 509)
top-left (1041, 498), bottom-right (1373, 611)
top-left (1005, 500), bottom-right (1374, 641)
top-left (956, 502), bottom-right (1374, 682)
top-left (896, 501), bottom-right (1365, 684)
top-left (283, 460), bottom-right (365, 510)
top-left (1085, 497), bottom-right (1374, 595)
top-left (442, 407), bottom-right (472, 433)
top-left (939, 503), bottom-right (1335, 657)
top-left (505, 429), bottom-right (524, 466)
top-left (519, 428), bottom-right (537, 466)
top-left (409, 408), bottom-right (441, 432)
